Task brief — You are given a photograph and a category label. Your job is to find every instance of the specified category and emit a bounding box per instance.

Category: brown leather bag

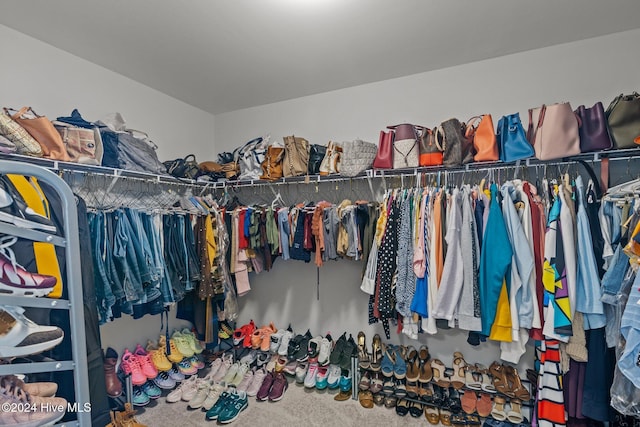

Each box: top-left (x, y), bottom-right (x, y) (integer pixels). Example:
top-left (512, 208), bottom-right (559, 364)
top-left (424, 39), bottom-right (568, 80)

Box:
top-left (260, 146), bottom-right (285, 180)
top-left (9, 107), bottom-right (70, 161)
top-left (282, 135), bottom-right (309, 177)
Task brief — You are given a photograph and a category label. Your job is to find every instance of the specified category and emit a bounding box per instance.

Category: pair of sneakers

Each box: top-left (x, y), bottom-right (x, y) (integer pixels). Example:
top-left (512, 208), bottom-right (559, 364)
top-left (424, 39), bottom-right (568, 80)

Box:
top-left (132, 380), bottom-right (161, 406)
top-left (222, 362), bottom-right (251, 387)
top-left (166, 375), bottom-right (199, 403)
top-left (256, 371), bottom-right (288, 402)
top-left (205, 389), bottom-right (249, 424)
top-left (120, 347), bottom-right (158, 386)
top-left (297, 361), bottom-right (329, 389)
top-left (250, 322), bottom-right (277, 351)
top-left (271, 327), bottom-right (294, 355)
top-left (232, 320), bottom-right (256, 348)
top-left (188, 378), bottom-right (227, 411)
top-left (329, 333), bottom-right (357, 370)
top-left (172, 329), bottom-right (203, 357)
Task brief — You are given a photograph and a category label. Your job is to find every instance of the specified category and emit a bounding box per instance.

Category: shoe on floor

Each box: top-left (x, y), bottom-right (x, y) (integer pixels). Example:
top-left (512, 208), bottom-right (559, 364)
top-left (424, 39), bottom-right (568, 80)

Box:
top-left (277, 329), bottom-right (294, 356)
top-left (256, 371), bottom-right (275, 402)
top-left (176, 358), bottom-right (197, 376)
top-left (205, 390), bottom-right (232, 421)
top-left (104, 347), bottom-right (122, 397)
top-left (167, 364), bottom-right (185, 382)
top-left (304, 363), bottom-right (319, 388)
top-left (0, 305), bottom-right (64, 358)
top-left (268, 372), bottom-right (288, 402)
top-left (171, 331), bottom-right (195, 358)
top-left (132, 386), bottom-right (150, 406)
top-left (160, 335), bottom-right (184, 364)
top-left (140, 380), bottom-right (161, 399)
top-left (153, 371), bottom-right (176, 390)
top-left (236, 368), bottom-right (254, 392)
top-left (223, 362), bottom-right (241, 384)
top-left (149, 346), bottom-right (172, 372)
top-left (120, 349), bottom-right (147, 386)
top-left (188, 378), bottom-right (214, 409)
top-left (202, 381), bottom-right (227, 412)
top-left (134, 344), bottom-right (158, 380)
top-left (181, 328), bottom-right (203, 354)
top-left (188, 354), bottom-right (205, 370)
top-left (315, 365), bottom-right (329, 390)
top-left (212, 353), bottom-right (234, 382)
top-left (247, 368), bottom-right (267, 397)
top-left (295, 362), bottom-right (309, 384)
top-left (317, 335), bottom-right (333, 366)
top-left (217, 389), bottom-right (248, 424)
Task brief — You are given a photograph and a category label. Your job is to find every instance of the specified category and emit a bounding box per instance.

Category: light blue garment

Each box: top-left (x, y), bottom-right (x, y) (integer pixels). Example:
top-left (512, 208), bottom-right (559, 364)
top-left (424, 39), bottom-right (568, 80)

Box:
top-left (618, 271), bottom-right (640, 388)
top-left (601, 244), bottom-right (630, 304)
top-left (574, 176), bottom-right (606, 329)
top-left (500, 182), bottom-right (534, 329)
top-left (277, 208), bottom-right (290, 260)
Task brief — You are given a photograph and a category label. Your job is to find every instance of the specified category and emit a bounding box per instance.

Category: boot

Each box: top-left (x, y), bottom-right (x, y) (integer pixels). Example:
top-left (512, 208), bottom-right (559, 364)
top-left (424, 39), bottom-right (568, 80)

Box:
top-left (104, 347), bottom-right (123, 397)
top-left (105, 410), bottom-right (120, 427)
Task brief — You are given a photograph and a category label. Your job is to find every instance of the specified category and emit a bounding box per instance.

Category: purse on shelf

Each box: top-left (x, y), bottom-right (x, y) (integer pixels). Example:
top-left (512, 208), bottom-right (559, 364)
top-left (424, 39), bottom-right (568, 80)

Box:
top-left (9, 107), bottom-right (70, 161)
top-left (0, 109), bottom-right (43, 157)
top-left (163, 154), bottom-right (200, 180)
top-left (574, 102), bottom-right (613, 152)
top-left (237, 136), bottom-right (268, 181)
top-left (438, 118), bottom-right (474, 167)
top-left (340, 139), bottom-right (377, 177)
top-left (419, 127), bottom-right (443, 166)
top-left (283, 135), bottom-right (309, 177)
top-left (53, 121), bottom-right (103, 165)
top-left (466, 115), bottom-right (498, 162)
top-left (388, 123), bottom-right (422, 169)
top-left (605, 92), bottom-right (640, 149)
top-left (528, 102), bottom-right (581, 161)
top-left (0, 135), bottom-right (16, 154)
top-left (497, 112), bottom-right (534, 162)
top-left (260, 145), bottom-right (285, 180)
top-left (308, 143), bottom-right (327, 175)
top-left (319, 141), bottom-right (342, 175)
top-left (373, 130), bottom-right (393, 169)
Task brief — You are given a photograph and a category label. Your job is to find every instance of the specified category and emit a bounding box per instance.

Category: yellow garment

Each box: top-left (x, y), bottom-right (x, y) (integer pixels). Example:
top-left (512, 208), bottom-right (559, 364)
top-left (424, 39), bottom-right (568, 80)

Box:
top-left (489, 280), bottom-right (513, 342)
top-left (375, 197), bottom-right (388, 246)
top-left (205, 214), bottom-right (216, 269)
top-left (7, 175), bottom-right (63, 298)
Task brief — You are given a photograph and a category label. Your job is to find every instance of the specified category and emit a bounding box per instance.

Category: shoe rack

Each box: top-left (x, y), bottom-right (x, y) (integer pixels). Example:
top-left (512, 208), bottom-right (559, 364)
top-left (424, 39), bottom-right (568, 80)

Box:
top-left (0, 160), bottom-right (91, 426)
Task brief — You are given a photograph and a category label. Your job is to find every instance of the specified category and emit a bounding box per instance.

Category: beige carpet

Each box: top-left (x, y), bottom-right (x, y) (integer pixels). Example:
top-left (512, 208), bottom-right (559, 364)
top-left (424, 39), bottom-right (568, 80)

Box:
top-left (135, 378), bottom-right (435, 427)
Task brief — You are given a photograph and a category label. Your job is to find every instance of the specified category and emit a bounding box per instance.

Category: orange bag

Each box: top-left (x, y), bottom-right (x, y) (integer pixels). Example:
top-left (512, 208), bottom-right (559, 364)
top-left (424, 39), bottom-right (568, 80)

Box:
top-left (9, 107), bottom-right (70, 161)
top-left (466, 115), bottom-right (498, 162)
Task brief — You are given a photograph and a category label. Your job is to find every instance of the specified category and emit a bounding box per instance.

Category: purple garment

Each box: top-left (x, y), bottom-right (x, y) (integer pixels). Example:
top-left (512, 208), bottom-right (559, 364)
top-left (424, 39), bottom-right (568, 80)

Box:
top-left (564, 359), bottom-right (587, 419)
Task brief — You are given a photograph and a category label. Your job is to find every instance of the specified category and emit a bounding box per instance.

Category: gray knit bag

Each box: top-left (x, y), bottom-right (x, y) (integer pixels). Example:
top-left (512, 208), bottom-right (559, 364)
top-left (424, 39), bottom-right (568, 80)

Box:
top-left (339, 139), bottom-right (377, 177)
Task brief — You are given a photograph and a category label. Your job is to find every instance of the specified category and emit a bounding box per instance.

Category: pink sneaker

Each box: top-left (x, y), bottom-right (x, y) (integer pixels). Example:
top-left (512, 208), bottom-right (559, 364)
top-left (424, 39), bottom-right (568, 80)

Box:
top-left (247, 368), bottom-right (268, 397)
top-left (134, 344), bottom-right (158, 380)
top-left (120, 349), bottom-right (147, 386)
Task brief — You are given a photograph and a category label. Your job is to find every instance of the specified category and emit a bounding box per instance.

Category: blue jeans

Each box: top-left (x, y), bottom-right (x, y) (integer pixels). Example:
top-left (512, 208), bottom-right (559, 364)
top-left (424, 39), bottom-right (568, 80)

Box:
top-left (142, 213), bottom-right (175, 305)
top-left (112, 210), bottom-right (146, 302)
top-left (277, 209), bottom-right (290, 260)
top-left (601, 244), bottom-right (630, 305)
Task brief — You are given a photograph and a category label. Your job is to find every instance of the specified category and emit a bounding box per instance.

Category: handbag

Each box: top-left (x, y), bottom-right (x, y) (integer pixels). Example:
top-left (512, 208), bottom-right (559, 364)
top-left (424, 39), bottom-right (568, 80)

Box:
top-left (466, 115), bottom-right (498, 162)
top-left (528, 103), bottom-right (580, 161)
top-left (574, 102), bottom-right (613, 152)
top-left (438, 118), bottom-right (474, 167)
top-left (163, 154), bottom-right (200, 179)
top-left (388, 123), bottom-right (421, 169)
top-left (237, 136), bottom-right (268, 181)
top-left (0, 110), bottom-right (42, 156)
top-left (340, 139), bottom-right (377, 177)
top-left (9, 107), bottom-right (70, 161)
top-left (497, 113), bottom-right (534, 162)
top-left (319, 141), bottom-right (342, 175)
top-left (260, 145), bottom-right (285, 180)
top-left (0, 135), bottom-right (16, 154)
top-left (282, 135), bottom-right (309, 177)
top-left (605, 92), bottom-right (640, 149)
top-left (373, 130), bottom-right (393, 169)
top-left (419, 127), bottom-right (443, 166)
top-left (308, 144), bottom-right (327, 175)
top-left (53, 121), bottom-right (103, 165)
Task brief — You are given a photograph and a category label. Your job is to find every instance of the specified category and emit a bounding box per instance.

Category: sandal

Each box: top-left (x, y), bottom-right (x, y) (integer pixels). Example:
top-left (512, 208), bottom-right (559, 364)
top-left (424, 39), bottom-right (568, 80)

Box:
top-left (380, 344), bottom-right (396, 378)
top-left (358, 371), bottom-right (371, 391)
top-left (384, 395), bottom-right (397, 408)
top-left (476, 392), bottom-right (493, 418)
top-left (424, 406), bottom-right (440, 425)
top-left (465, 365), bottom-right (482, 390)
top-left (451, 413), bottom-right (468, 427)
top-left (461, 389), bottom-right (477, 414)
top-left (446, 387), bottom-right (462, 414)
top-left (440, 409), bottom-right (453, 426)
top-left (420, 382), bottom-right (434, 404)
top-left (405, 346), bottom-right (420, 382)
top-left (393, 346), bottom-right (407, 379)
top-left (488, 362), bottom-right (510, 396)
top-left (395, 399), bottom-right (410, 416)
top-left (357, 331), bottom-right (370, 369)
top-left (369, 334), bottom-right (382, 372)
top-left (451, 352), bottom-right (467, 389)
top-left (409, 401), bottom-right (424, 418)
top-left (431, 359), bottom-right (451, 388)
top-left (466, 414), bottom-right (481, 426)
top-left (406, 380), bottom-right (419, 398)
top-left (476, 364), bottom-right (496, 393)
top-left (358, 390), bottom-right (374, 409)
top-left (491, 395), bottom-right (507, 421)
top-left (507, 398), bottom-right (525, 423)
top-left (382, 379), bottom-right (395, 396)
top-left (369, 373), bottom-right (383, 394)
top-left (420, 359), bottom-right (433, 384)
top-left (373, 393), bottom-right (385, 406)
top-left (394, 379), bottom-right (407, 398)
top-left (504, 365), bottom-right (531, 401)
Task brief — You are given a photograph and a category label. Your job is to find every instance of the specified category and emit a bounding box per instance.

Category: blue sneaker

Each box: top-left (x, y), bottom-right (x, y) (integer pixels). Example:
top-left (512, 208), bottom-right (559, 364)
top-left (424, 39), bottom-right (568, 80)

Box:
top-left (168, 364), bottom-right (185, 382)
top-left (141, 380), bottom-right (162, 399)
top-left (339, 369), bottom-right (352, 393)
top-left (327, 364), bottom-right (341, 389)
top-left (189, 355), bottom-right (205, 370)
top-left (132, 386), bottom-right (150, 406)
top-left (153, 371), bottom-right (176, 390)
top-left (217, 390), bottom-right (248, 424)
top-left (205, 391), bottom-right (233, 421)
top-left (315, 365), bottom-right (329, 390)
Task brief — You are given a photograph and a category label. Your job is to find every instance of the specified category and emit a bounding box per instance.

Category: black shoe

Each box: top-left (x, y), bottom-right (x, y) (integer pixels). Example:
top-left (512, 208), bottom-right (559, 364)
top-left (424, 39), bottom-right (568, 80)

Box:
top-left (0, 177), bottom-right (56, 233)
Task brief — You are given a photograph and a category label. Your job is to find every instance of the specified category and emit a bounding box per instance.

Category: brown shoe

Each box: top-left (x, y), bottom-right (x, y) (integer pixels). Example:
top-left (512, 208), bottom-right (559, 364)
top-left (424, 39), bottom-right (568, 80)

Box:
top-left (22, 381), bottom-right (58, 397)
top-left (115, 403), bottom-right (147, 427)
top-left (104, 347), bottom-right (123, 397)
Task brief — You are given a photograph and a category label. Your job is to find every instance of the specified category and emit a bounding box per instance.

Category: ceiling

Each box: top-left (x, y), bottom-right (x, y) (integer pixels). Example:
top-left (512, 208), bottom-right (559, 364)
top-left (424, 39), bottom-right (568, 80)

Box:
top-left (2, 1), bottom-right (640, 116)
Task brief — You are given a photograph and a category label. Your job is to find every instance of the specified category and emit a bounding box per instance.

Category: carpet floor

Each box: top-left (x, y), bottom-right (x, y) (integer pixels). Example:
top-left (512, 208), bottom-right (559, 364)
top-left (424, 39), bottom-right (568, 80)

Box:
top-left (134, 378), bottom-right (435, 427)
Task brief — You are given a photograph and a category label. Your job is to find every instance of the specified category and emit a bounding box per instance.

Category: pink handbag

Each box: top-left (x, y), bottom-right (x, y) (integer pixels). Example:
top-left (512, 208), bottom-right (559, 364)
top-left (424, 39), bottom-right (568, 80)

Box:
top-left (528, 102), bottom-right (581, 161)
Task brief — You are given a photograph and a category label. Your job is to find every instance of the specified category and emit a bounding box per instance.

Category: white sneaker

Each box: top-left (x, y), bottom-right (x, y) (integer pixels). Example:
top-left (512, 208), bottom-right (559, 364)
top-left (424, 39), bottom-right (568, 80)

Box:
top-left (240, 349), bottom-right (258, 365)
top-left (307, 336), bottom-right (323, 359)
top-left (208, 357), bottom-right (223, 378)
top-left (180, 375), bottom-right (201, 402)
top-left (304, 363), bottom-right (319, 388)
top-left (277, 330), bottom-right (294, 356)
top-left (166, 375), bottom-right (197, 403)
top-left (202, 381), bottom-right (227, 411)
top-left (235, 369), bottom-right (254, 392)
top-left (327, 364), bottom-right (342, 389)
top-left (317, 336), bottom-right (333, 366)
top-left (295, 362), bottom-right (309, 384)
top-left (222, 362), bottom-right (240, 384)
top-left (269, 329), bottom-right (285, 354)
top-left (247, 368), bottom-right (267, 397)
top-left (231, 362), bottom-right (251, 387)
top-left (212, 354), bottom-right (233, 382)
top-left (0, 306), bottom-right (64, 358)
top-left (188, 379), bottom-right (213, 409)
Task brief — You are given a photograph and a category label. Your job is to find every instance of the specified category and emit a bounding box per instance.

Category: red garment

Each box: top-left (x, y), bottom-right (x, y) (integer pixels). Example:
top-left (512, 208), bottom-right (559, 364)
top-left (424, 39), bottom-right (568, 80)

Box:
top-left (238, 209), bottom-right (249, 249)
top-left (524, 182), bottom-right (546, 341)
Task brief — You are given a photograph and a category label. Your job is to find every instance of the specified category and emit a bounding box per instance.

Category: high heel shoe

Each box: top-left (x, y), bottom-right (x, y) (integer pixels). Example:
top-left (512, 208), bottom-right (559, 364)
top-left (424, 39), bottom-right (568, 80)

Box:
top-left (369, 334), bottom-right (382, 372)
top-left (380, 344), bottom-right (396, 378)
top-left (504, 365), bottom-right (531, 401)
top-left (357, 331), bottom-right (370, 369)
top-left (405, 346), bottom-right (420, 382)
top-left (489, 362), bottom-right (509, 395)
top-left (431, 359), bottom-right (451, 388)
top-left (475, 363), bottom-right (495, 393)
top-left (393, 346), bottom-right (407, 380)
top-left (450, 352), bottom-right (466, 389)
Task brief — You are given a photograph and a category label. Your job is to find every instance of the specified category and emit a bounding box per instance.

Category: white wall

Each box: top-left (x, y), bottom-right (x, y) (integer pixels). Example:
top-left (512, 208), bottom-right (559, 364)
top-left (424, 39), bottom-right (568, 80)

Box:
top-left (0, 24), bottom-right (217, 353)
top-left (214, 29), bottom-right (640, 370)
